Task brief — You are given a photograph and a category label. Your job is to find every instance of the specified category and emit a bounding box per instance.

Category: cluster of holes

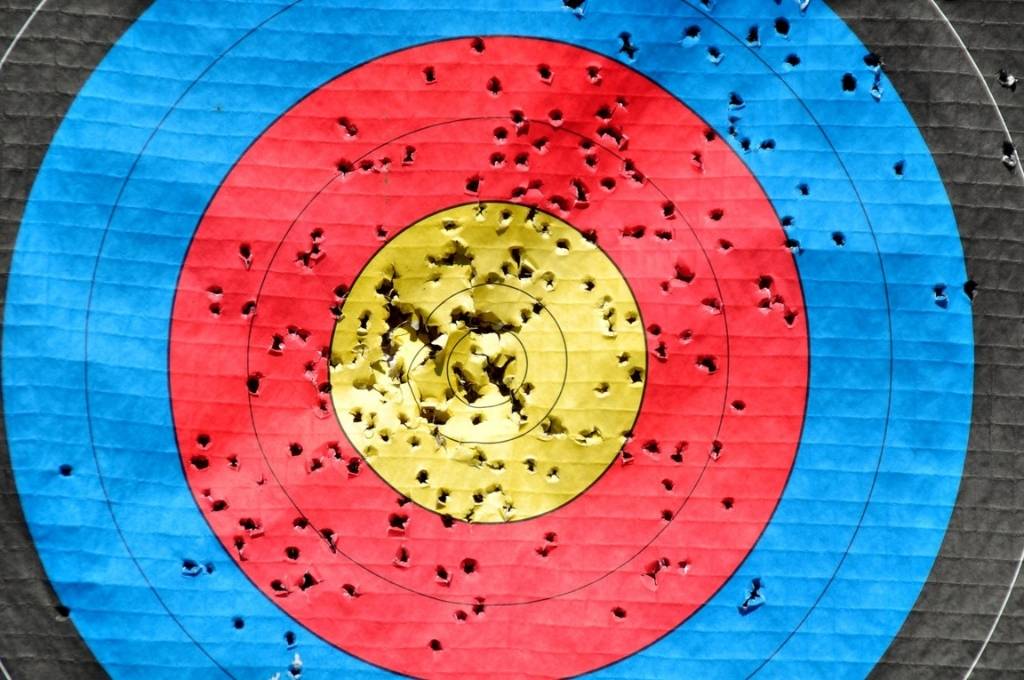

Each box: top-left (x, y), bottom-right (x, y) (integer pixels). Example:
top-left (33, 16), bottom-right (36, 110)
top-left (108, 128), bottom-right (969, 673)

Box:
top-left (207, 285), bottom-right (223, 316)
top-left (755, 274), bottom-right (800, 327)
top-left (535, 531), bottom-right (558, 558)
top-left (642, 555), bottom-right (693, 590)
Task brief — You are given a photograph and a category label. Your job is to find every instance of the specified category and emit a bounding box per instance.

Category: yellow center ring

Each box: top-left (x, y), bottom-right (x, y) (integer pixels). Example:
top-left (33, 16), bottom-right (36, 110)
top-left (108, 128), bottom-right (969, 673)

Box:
top-left (330, 202), bottom-right (646, 522)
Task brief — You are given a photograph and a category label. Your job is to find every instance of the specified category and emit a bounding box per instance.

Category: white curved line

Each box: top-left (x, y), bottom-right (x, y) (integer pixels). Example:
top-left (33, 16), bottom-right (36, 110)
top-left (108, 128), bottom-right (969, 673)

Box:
top-left (0, 0), bottom-right (48, 73)
top-left (927, 0), bottom-right (1023, 182)
top-left (1, 4), bottom-right (48, 679)
top-left (925, 1), bottom-right (1024, 677)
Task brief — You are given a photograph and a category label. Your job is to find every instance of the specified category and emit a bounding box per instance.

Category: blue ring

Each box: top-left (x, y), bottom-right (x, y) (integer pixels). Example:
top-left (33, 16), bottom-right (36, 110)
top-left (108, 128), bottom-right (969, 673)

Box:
top-left (2, 1), bottom-right (972, 678)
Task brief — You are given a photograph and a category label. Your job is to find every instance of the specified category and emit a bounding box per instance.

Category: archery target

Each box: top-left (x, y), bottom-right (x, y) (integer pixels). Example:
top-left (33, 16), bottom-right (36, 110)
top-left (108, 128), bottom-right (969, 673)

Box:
top-left (3, 1), bottom-right (1011, 679)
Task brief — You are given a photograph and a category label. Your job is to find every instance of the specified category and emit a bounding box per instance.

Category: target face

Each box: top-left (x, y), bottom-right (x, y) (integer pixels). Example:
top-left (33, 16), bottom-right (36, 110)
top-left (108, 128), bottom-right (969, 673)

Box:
top-left (3, 1), bottom-right (994, 679)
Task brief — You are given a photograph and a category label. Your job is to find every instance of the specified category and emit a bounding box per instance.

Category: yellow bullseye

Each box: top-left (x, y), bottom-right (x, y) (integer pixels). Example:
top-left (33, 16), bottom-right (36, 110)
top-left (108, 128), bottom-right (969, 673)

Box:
top-left (330, 202), bottom-right (646, 522)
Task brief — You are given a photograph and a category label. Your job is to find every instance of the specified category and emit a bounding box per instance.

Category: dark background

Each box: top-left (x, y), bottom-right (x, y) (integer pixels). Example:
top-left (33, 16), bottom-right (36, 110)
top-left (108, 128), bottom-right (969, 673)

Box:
top-left (1, 1), bottom-right (1022, 678)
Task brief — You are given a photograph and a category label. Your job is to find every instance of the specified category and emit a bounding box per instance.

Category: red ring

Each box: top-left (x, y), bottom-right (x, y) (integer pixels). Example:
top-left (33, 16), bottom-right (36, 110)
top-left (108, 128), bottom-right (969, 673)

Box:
top-left (171, 37), bottom-right (807, 678)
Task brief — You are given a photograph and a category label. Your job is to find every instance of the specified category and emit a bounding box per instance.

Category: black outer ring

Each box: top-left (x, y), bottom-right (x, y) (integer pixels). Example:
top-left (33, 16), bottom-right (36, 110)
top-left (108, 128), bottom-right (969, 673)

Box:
top-left (1, 1), bottom-right (1023, 678)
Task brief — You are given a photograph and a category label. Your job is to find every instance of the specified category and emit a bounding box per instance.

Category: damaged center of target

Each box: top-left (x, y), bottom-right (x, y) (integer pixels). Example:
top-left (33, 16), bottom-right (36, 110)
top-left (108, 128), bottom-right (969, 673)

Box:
top-left (330, 202), bottom-right (646, 523)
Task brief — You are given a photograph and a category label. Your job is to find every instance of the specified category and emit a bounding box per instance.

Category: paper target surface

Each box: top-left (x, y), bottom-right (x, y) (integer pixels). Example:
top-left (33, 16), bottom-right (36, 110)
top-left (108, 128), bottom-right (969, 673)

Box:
top-left (1, 1), bottom-right (1022, 679)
